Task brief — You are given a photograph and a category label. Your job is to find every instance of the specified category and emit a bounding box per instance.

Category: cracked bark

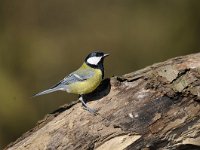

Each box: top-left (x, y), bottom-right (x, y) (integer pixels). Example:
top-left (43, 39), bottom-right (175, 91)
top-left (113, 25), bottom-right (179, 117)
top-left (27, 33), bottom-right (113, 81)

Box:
top-left (5, 53), bottom-right (200, 150)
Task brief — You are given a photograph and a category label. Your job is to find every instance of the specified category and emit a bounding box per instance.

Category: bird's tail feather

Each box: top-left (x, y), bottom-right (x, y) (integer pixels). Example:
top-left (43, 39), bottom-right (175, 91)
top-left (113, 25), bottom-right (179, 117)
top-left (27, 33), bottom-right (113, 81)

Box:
top-left (33, 87), bottom-right (63, 97)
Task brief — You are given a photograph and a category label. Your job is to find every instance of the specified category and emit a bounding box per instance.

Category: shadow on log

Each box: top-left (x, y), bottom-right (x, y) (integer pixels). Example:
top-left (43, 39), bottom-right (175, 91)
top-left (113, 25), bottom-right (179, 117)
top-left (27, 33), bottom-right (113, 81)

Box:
top-left (5, 53), bottom-right (200, 150)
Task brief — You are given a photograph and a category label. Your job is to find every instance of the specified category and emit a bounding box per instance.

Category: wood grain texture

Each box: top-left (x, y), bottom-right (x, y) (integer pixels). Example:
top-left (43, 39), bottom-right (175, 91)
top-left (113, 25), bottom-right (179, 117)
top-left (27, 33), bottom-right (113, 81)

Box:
top-left (5, 53), bottom-right (200, 150)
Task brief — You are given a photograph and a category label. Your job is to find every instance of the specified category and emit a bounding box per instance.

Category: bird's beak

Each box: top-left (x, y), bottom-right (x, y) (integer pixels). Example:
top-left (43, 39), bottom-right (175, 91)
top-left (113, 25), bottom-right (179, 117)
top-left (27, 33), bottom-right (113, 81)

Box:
top-left (103, 53), bottom-right (109, 57)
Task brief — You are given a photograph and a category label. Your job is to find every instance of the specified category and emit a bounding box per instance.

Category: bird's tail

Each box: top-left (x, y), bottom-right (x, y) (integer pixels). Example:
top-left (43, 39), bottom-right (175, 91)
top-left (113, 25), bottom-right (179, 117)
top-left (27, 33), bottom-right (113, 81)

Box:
top-left (33, 87), bottom-right (63, 97)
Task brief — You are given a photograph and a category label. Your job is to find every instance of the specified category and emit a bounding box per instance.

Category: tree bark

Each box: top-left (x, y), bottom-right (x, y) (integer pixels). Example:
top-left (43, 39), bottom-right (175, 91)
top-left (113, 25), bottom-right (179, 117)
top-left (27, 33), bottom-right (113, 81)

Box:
top-left (5, 53), bottom-right (200, 150)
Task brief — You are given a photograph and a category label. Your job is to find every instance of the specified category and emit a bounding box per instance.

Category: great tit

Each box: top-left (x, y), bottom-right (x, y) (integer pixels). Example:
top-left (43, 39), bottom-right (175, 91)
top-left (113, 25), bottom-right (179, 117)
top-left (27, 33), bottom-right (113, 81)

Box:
top-left (34, 51), bottom-right (109, 113)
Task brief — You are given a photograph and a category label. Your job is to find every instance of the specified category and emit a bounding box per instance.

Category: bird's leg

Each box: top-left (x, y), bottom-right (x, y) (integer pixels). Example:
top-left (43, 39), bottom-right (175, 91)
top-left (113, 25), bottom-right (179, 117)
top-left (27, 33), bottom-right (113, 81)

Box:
top-left (79, 95), bottom-right (97, 114)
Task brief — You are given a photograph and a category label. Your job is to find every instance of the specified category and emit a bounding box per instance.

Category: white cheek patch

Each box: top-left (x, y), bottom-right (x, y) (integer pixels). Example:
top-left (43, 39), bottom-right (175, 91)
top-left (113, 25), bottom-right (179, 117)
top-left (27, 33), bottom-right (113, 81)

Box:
top-left (87, 56), bottom-right (102, 65)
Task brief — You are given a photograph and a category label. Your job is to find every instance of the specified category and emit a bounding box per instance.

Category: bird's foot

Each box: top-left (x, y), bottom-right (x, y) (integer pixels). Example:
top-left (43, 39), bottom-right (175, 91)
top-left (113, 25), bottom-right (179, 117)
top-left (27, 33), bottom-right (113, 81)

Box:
top-left (82, 106), bottom-right (97, 115)
top-left (79, 96), bottom-right (97, 115)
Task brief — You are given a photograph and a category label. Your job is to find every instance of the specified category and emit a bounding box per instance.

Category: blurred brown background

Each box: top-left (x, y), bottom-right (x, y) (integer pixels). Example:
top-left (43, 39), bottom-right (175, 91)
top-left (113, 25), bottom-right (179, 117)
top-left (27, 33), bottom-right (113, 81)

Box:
top-left (0, 0), bottom-right (200, 148)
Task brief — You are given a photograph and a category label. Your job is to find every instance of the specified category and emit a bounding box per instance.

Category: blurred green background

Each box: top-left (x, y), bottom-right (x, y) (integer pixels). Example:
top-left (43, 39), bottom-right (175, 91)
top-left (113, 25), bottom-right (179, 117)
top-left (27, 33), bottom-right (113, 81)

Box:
top-left (0, 0), bottom-right (200, 148)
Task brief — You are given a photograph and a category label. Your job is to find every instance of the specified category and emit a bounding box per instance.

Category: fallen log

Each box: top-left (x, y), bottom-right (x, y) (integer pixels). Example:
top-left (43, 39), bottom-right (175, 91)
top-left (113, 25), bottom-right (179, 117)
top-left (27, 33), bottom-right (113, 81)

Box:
top-left (5, 53), bottom-right (200, 150)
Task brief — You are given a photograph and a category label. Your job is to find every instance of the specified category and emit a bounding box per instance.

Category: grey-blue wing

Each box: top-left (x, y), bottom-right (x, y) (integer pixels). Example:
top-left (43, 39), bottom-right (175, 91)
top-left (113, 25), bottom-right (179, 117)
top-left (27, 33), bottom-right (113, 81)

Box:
top-left (51, 69), bottom-right (94, 88)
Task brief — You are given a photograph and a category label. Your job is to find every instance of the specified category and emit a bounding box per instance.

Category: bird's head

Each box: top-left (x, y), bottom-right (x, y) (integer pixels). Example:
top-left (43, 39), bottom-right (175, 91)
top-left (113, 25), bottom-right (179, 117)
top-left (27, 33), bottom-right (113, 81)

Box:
top-left (85, 51), bottom-right (109, 68)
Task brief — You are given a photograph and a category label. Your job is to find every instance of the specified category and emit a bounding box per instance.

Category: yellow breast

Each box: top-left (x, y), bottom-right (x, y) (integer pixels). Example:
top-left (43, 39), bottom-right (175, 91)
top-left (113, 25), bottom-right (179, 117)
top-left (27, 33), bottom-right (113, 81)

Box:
top-left (67, 66), bottom-right (102, 95)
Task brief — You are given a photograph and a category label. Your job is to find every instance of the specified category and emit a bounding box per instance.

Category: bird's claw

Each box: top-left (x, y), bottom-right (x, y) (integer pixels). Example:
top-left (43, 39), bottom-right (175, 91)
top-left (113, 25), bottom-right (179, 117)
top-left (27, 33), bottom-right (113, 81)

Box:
top-left (82, 105), bottom-right (97, 115)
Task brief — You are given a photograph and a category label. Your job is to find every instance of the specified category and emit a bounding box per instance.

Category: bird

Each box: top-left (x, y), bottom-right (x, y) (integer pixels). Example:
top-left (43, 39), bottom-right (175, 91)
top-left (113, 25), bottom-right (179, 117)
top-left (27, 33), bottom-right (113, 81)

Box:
top-left (34, 51), bottom-right (109, 113)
